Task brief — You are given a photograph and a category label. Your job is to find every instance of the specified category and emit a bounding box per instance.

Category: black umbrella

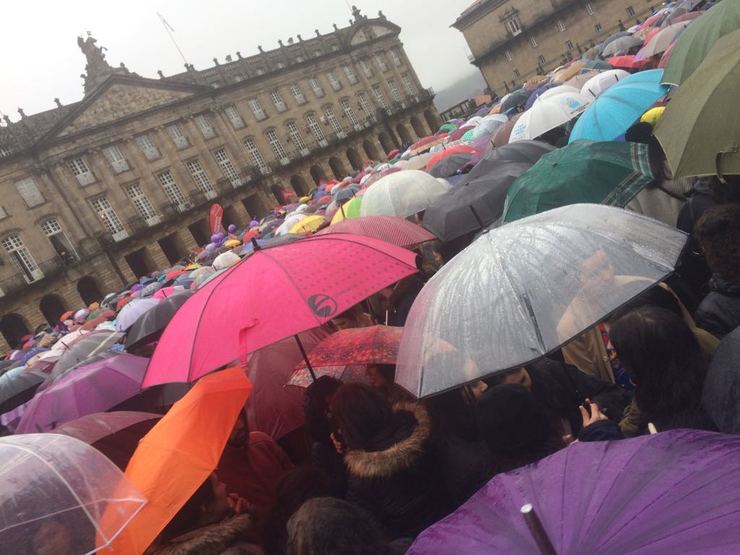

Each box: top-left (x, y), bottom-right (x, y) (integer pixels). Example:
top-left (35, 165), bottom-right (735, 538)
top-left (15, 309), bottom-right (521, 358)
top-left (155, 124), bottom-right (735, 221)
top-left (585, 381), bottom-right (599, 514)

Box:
top-left (501, 88), bottom-right (534, 113)
top-left (702, 326), bottom-right (740, 433)
top-left (422, 163), bottom-right (530, 242)
top-left (124, 291), bottom-right (194, 349)
top-left (467, 141), bottom-right (555, 175)
top-left (0, 367), bottom-right (44, 414)
top-left (426, 153), bottom-right (476, 178)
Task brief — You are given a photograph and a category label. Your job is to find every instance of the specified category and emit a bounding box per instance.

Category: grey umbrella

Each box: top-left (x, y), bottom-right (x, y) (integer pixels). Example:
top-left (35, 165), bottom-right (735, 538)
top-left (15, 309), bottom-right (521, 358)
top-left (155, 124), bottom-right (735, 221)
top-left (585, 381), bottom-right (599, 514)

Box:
top-left (0, 366), bottom-right (44, 414)
top-left (601, 35), bottom-right (643, 57)
top-left (702, 327), bottom-right (740, 433)
top-left (396, 204), bottom-right (688, 398)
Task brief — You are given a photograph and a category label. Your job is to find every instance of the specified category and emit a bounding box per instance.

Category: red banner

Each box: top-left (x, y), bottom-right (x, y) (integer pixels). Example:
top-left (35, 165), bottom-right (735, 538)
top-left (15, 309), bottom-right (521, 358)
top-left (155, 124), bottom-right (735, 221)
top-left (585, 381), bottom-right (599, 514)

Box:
top-left (209, 204), bottom-right (223, 234)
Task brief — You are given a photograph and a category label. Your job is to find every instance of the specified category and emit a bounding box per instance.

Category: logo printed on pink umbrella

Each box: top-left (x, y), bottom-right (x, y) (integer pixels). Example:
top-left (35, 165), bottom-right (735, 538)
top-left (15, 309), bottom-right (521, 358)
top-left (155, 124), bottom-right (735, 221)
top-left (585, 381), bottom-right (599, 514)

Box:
top-left (307, 294), bottom-right (338, 318)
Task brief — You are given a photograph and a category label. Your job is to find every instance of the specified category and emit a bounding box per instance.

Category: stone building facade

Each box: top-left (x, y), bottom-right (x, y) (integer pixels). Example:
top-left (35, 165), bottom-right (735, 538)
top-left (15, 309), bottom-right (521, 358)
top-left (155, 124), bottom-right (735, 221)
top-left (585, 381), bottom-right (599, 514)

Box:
top-left (453, 0), bottom-right (660, 95)
top-left (0, 8), bottom-right (440, 349)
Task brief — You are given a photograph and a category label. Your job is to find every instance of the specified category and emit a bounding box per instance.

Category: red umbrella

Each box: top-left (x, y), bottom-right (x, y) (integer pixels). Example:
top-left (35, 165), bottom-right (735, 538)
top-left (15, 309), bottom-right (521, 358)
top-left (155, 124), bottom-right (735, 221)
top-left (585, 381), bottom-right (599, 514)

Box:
top-left (143, 234), bottom-right (419, 387)
top-left (446, 125), bottom-right (475, 142)
top-left (289, 325), bottom-right (402, 385)
top-left (658, 41), bottom-right (676, 68)
top-left (387, 148), bottom-right (400, 160)
top-left (165, 269), bottom-right (186, 282)
top-left (424, 145), bottom-right (480, 170)
top-left (607, 55), bottom-right (650, 70)
top-left (316, 215), bottom-right (436, 248)
top-left (59, 310), bottom-right (75, 322)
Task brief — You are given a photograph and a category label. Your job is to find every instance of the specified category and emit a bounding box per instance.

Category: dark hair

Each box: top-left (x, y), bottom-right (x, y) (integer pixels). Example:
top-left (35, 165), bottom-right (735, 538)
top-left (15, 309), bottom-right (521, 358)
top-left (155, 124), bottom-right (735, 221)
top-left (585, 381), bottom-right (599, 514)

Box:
top-left (610, 306), bottom-right (707, 422)
top-left (263, 467), bottom-right (331, 555)
top-left (709, 175), bottom-right (740, 204)
top-left (160, 475), bottom-right (216, 541)
top-left (304, 376), bottom-right (342, 444)
top-left (695, 204), bottom-right (740, 282)
top-left (330, 383), bottom-right (394, 451)
top-left (476, 384), bottom-right (561, 472)
top-left (286, 497), bottom-right (392, 555)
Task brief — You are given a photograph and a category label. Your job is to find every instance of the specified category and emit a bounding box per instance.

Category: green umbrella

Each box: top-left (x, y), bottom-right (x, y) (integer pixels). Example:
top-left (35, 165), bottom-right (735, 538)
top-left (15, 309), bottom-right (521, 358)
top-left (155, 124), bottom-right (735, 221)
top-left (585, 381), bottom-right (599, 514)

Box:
top-left (655, 29), bottom-right (740, 178)
top-left (502, 141), bottom-right (653, 223)
top-left (662, 0), bottom-right (740, 85)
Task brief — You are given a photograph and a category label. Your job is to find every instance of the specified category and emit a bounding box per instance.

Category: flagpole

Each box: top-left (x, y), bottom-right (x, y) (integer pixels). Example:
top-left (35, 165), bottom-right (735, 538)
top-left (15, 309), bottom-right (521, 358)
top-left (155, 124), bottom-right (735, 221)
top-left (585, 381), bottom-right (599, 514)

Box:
top-left (157, 12), bottom-right (190, 67)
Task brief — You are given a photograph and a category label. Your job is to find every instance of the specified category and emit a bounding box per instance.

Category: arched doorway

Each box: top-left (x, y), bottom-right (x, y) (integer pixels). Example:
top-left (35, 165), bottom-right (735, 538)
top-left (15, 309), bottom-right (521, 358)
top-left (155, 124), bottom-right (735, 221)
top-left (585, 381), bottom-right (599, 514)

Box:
top-left (77, 275), bottom-right (103, 305)
top-left (310, 165), bottom-right (326, 186)
top-left (410, 116), bottom-right (426, 138)
top-left (0, 313), bottom-right (30, 349)
top-left (362, 139), bottom-right (379, 160)
top-left (328, 156), bottom-right (347, 180)
top-left (40, 294), bottom-right (67, 325)
top-left (378, 132), bottom-right (394, 154)
top-left (290, 175), bottom-right (310, 196)
top-left (271, 184), bottom-right (292, 204)
top-left (346, 147), bottom-right (363, 171)
top-left (396, 123), bottom-right (413, 145)
top-left (424, 109), bottom-right (440, 133)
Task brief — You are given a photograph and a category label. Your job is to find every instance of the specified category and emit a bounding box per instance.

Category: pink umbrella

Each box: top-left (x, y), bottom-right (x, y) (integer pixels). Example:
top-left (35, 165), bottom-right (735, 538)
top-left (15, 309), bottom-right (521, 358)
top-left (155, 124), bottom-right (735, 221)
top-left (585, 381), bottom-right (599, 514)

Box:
top-left (316, 215), bottom-right (436, 248)
top-left (143, 234), bottom-right (419, 387)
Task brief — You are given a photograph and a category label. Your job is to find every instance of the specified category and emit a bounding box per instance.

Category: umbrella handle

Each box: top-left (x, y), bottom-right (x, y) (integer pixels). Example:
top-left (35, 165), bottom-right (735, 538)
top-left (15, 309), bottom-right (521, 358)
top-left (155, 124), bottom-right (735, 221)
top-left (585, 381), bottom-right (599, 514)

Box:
top-left (295, 335), bottom-right (317, 382)
top-left (521, 504), bottom-right (558, 555)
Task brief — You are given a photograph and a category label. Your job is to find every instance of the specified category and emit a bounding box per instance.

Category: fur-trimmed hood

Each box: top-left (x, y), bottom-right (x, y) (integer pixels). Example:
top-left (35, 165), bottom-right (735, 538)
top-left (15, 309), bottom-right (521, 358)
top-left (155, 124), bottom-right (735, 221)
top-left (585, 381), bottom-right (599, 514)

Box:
top-left (146, 514), bottom-right (261, 555)
top-left (343, 402), bottom-right (431, 479)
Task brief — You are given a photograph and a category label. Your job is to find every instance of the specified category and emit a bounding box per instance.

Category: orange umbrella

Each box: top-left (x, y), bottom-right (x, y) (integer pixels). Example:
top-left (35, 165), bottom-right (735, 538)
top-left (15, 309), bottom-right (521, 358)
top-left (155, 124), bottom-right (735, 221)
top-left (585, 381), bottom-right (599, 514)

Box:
top-left (104, 366), bottom-right (253, 553)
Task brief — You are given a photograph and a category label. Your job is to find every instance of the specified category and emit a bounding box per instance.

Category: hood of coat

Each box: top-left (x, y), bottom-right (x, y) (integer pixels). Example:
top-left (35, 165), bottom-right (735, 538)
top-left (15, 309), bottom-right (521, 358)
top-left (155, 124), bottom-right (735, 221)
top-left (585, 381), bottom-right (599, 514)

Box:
top-left (146, 514), bottom-right (257, 555)
top-left (343, 402), bottom-right (431, 480)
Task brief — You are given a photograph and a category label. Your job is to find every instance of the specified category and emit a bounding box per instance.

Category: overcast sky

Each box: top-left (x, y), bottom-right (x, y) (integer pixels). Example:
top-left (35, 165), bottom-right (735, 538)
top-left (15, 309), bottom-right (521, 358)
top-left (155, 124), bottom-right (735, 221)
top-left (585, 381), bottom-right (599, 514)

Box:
top-left (0, 0), bottom-right (478, 120)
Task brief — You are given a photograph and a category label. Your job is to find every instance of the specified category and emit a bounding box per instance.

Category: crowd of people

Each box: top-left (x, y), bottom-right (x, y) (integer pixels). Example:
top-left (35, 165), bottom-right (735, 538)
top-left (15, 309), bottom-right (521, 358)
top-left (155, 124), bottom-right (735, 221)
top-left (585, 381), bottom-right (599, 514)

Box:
top-left (2, 0), bottom-right (740, 553)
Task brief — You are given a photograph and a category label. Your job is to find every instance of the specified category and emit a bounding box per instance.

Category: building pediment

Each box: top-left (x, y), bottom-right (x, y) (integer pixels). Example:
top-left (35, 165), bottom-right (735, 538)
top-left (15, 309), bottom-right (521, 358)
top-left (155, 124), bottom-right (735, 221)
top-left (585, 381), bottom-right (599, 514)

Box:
top-left (348, 21), bottom-right (400, 46)
top-left (47, 76), bottom-right (208, 140)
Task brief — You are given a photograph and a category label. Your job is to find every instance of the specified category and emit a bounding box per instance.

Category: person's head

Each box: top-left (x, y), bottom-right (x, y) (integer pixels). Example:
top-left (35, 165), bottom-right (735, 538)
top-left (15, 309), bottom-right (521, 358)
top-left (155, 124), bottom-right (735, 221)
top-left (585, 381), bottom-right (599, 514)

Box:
top-left (695, 204), bottom-right (740, 282)
top-left (488, 367), bottom-right (532, 390)
top-left (286, 497), bottom-right (392, 555)
top-left (610, 306), bottom-right (707, 419)
top-left (578, 249), bottom-right (615, 298)
top-left (476, 384), bottom-right (560, 470)
top-left (304, 376), bottom-right (342, 443)
top-left (365, 364), bottom-right (395, 389)
top-left (161, 473), bottom-right (229, 541)
top-left (228, 410), bottom-right (249, 449)
top-left (32, 519), bottom-right (74, 555)
top-left (330, 383), bottom-right (394, 451)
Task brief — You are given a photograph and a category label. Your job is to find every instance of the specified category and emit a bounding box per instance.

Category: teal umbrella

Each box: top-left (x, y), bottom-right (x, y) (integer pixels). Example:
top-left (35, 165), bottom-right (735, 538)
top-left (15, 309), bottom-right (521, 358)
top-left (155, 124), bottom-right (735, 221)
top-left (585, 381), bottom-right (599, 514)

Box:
top-left (569, 70), bottom-right (668, 143)
top-left (662, 0), bottom-right (740, 85)
top-left (502, 141), bottom-right (653, 223)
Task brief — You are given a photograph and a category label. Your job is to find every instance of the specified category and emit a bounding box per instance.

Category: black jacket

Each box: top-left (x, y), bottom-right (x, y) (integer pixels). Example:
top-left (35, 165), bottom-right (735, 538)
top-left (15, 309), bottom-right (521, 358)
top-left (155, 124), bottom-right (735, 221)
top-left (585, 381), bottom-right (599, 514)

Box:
top-left (528, 358), bottom-right (631, 436)
top-left (696, 275), bottom-right (740, 338)
top-left (343, 403), bottom-right (449, 539)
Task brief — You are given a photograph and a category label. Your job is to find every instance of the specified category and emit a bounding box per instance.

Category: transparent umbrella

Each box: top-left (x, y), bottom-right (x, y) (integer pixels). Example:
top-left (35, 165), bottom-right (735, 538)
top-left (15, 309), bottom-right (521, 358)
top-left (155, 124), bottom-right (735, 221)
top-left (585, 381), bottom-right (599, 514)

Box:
top-left (396, 204), bottom-right (687, 398)
top-left (360, 170), bottom-right (450, 218)
top-left (0, 433), bottom-right (146, 554)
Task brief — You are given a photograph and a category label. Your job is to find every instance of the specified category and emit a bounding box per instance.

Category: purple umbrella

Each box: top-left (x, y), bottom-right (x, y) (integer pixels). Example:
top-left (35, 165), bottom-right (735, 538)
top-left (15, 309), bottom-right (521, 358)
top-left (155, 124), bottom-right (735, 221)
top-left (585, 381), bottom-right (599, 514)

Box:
top-left (15, 354), bottom-right (148, 433)
top-left (115, 297), bottom-right (160, 331)
top-left (524, 83), bottom-right (560, 110)
top-left (408, 430), bottom-right (740, 555)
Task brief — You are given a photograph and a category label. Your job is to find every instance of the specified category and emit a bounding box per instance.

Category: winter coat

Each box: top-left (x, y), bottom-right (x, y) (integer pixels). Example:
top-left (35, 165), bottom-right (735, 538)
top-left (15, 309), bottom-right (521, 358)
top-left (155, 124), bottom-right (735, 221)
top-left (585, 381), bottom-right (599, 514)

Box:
top-left (344, 402), bottom-right (450, 539)
top-left (528, 358), bottom-right (630, 437)
top-left (432, 433), bottom-right (493, 509)
top-left (696, 275), bottom-right (740, 338)
top-left (578, 419), bottom-right (623, 442)
top-left (146, 514), bottom-right (262, 555)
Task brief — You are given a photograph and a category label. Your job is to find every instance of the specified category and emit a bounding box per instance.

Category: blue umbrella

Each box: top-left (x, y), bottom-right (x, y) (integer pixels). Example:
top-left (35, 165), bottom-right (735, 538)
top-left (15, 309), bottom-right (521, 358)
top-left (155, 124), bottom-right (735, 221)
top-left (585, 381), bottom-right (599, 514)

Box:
top-left (569, 69), bottom-right (668, 143)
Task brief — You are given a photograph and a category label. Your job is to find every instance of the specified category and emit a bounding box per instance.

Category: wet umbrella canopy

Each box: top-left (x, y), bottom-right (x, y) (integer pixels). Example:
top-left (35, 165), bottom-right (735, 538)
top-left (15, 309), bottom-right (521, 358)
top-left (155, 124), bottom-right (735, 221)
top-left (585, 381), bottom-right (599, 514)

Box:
top-left (0, 433), bottom-right (146, 553)
top-left (408, 430), bottom-right (740, 554)
top-left (396, 204), bottom-right (687, 398)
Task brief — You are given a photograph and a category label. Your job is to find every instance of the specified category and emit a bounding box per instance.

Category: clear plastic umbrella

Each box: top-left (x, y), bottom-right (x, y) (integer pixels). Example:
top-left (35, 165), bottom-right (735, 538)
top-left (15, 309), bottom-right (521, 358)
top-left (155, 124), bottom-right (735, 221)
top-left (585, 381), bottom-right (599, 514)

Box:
top-left (396, 204), bottom-right (687, 398)
top-left (360, 170), bottom-right (450, 218)
top-left (0, 433), bottom-right (146, 553)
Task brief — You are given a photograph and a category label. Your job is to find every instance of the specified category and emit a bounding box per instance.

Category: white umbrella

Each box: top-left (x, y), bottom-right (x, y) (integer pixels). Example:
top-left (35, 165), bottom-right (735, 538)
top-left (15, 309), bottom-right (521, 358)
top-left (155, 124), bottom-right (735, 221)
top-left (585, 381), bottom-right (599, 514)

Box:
top-left (636, 21), bottom-right (691, 59)
top-left (581, 69), bottom-right (631, 99)
top-left (360, 170), bottom-right (450, 218)
top-left (509, 92), bottom-right (591, 142)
